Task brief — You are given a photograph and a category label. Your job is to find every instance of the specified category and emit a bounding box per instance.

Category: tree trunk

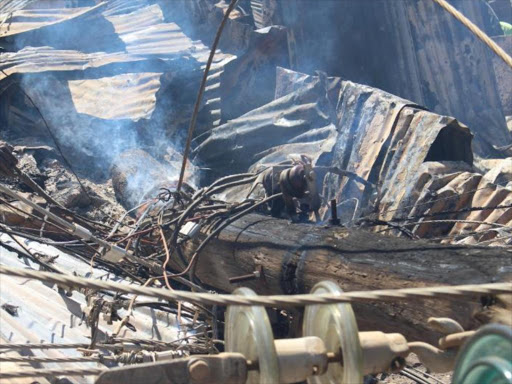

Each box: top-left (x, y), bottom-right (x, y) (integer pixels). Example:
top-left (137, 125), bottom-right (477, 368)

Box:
top-left (177, 213), bottom-right (512, 343)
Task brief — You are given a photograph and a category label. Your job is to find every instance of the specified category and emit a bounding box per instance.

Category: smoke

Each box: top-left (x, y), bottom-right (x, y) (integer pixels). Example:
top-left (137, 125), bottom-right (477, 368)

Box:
top-left (18, 73), bottom-right (139, 176)
top-left (111, 148), bottom-right (194, 210)
top-left (6, 0), bottom-right (204, 208)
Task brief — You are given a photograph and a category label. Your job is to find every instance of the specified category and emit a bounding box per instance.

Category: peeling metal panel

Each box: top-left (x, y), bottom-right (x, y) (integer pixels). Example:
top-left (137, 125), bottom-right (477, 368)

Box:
top-left (323, 83), bottom-right (472, 223)
top-left (376, 114), bottom-right (473, 213)
top-left (195, 68), bottom-right (509, 247)
top-left (195, 68), bottom-right (473, 215)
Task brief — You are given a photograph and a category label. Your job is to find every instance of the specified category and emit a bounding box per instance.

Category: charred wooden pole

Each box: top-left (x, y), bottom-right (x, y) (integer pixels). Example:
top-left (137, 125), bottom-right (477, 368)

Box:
top-left (176, 213), bottom-right (512, 343)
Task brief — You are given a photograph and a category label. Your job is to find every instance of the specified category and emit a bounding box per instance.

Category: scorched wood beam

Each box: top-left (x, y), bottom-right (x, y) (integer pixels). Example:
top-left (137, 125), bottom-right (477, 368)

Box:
top-left (177, 213), bottom-right (512, 343)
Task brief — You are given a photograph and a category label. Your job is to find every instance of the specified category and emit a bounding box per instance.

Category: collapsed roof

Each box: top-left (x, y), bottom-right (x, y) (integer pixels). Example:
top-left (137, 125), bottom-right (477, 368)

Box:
top-left (0, 0), bottom-right (512, 383)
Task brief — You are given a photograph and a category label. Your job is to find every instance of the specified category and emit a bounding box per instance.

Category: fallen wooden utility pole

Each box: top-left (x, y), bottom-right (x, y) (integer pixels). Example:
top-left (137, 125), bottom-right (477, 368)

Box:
top-left (178, 213), bottom-right (512, 343)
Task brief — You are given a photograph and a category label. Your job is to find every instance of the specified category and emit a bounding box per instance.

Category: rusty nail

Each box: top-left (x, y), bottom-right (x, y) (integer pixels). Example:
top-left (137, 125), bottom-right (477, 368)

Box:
top-left (229, 265), bottom-right (263, 284)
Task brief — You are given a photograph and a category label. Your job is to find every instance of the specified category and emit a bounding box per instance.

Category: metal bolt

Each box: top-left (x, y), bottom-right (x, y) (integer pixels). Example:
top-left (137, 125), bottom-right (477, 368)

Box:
top-left (188, 359), bottom-right (210, 382)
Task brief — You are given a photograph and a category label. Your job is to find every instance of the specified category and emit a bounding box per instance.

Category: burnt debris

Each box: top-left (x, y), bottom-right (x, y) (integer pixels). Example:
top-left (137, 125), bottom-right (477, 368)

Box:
top-left (0, 1), bottom-right (511, 383)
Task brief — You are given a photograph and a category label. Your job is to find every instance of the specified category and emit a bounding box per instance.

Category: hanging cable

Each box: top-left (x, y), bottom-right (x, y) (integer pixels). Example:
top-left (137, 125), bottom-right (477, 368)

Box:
top-left (176, 0), bottom-right (240, 193)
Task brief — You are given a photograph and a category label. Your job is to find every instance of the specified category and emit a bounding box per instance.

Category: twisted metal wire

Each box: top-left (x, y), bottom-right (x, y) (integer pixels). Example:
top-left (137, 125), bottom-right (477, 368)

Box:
top-left (1, 265), bottom-right (510, 308)
top-left (0, 367), bottom-right (105, 379)
top-left (0, 343), bottom-right (91, 350)
top-left (0, 355), bottom-right (101, 363)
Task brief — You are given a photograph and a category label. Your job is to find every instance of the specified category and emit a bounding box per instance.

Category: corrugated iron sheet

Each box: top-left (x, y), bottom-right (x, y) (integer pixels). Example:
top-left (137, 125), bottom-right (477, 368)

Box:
top-left (381, 162), bottom-right (512, 246)
top-left (195, 67), bottom-right (472, 188)
top-left (105, 4), bottom-right (164, 35)
top-left (0, 0), bottom-right (235, 129)
top-left (193, 68), bottom-right (512, 245)
top-left (192, 70), bottom-right (339, 182)
top-left (250, 0), bottom-right (265, 29)
top-left (105, 3), bottom-right (234, 65)
top-left (0, 2), bottom-right (106, 38)
top-left (0, 47), bottom-right (148, 81)
top-left (271, 0), bottom-right (510, 158)
top-left (68, 72), bottom-right (162, 121)
top-left (0, 234), bottom-right (185, 384)
top-left (0, 0), bottom-right (35, 16)
top-left (101, 0), bottom-right (149, 17)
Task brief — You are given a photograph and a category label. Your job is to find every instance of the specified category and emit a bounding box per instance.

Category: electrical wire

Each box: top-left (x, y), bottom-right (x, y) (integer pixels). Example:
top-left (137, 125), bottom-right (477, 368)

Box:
top-left (176, 0), bottom-right (240, 193)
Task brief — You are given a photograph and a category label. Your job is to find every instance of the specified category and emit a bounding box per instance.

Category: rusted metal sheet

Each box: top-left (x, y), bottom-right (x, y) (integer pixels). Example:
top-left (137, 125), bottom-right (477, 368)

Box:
top-left (389, 165), bottom-right (512, 246)
top-left (103, 1), bottom-right (235, 130)
top-left (192, 68), bottom-right (512, 246)
top-left (192, 69), bottom-right (339, 184)
top-left (0, 0), bottom-right (236, 137)
top-left (325, 84), bottom-right (472, 222)
top-left (263, 0), bottom-right (510, 158)
top-left (195, 68), bottom-right (473, 214)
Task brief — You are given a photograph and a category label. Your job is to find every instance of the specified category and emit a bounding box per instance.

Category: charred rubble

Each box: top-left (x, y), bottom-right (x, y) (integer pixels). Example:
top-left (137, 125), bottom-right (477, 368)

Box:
top-left (0, 1), bottom-right (511, 384)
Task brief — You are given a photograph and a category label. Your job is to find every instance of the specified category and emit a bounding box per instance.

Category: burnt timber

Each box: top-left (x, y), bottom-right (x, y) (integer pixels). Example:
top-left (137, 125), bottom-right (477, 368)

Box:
top-left (178, 213), bottom-right (512, 344)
